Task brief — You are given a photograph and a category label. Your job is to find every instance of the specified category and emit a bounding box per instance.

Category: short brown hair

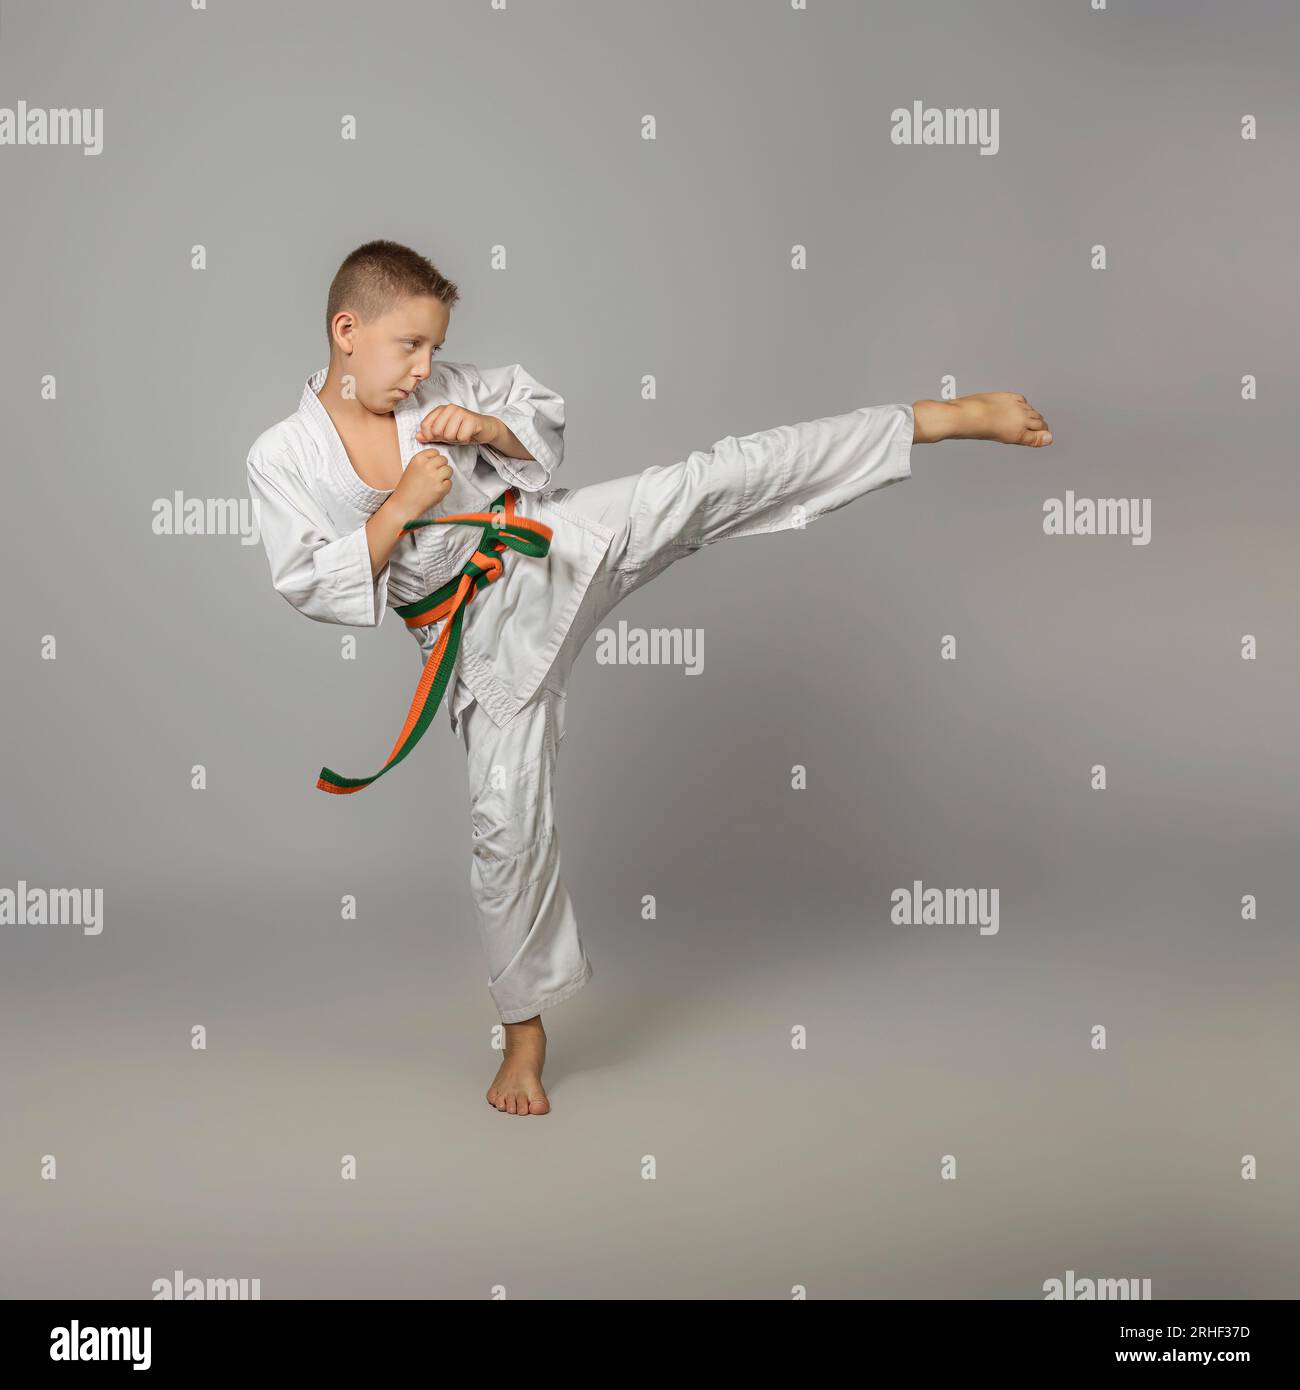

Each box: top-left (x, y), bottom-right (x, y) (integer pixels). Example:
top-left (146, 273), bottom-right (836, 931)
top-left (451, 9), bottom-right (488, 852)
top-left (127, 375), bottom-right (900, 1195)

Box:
top-left (325, 240), bottom-right (460, 347)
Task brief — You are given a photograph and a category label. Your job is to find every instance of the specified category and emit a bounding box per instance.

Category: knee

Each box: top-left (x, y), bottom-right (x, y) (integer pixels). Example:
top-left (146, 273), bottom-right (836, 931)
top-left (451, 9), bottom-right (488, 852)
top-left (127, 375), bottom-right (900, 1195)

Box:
top-left (464, 696), bottom-right (564, 902)
top-left (468, 750), bottom-right (557, 888)
top-left (470, 816), bottom-right (560, 904)
top-left (471, 790), bottom-right (551, 862)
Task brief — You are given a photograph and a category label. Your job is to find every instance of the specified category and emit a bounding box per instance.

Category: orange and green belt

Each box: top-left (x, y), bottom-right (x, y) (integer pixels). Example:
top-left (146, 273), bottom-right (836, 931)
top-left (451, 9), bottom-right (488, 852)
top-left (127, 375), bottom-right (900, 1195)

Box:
top-left (316, 487), bottom-right (552, 795)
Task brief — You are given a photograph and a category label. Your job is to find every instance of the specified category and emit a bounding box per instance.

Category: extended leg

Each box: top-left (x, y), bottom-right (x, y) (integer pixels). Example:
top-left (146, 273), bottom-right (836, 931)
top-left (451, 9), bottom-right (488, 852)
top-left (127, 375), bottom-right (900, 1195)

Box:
top-left (552, 388), bottom-right (1054, 603)
top-left (616, 400), bottom-right (915, 558)
top-left (544, 400), bottom-right (916, 664)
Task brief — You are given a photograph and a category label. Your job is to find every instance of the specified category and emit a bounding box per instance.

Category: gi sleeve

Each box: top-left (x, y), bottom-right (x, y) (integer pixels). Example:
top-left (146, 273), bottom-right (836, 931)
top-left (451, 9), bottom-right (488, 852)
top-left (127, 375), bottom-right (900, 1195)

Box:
top-left (465, 362), bottom-right (565, 493)
top-left (246, 446), bottom-right (390, 627)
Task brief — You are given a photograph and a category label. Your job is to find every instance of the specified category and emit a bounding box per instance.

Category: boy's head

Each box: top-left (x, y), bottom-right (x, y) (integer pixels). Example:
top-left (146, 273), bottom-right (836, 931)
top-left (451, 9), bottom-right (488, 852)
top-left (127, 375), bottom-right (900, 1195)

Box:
top-left (324, 240), bottom-right (460, 413)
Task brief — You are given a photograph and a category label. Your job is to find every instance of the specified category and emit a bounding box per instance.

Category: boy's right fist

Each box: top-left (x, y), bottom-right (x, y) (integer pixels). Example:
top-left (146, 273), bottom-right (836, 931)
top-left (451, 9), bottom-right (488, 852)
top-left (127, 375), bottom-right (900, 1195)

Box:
top-left (391, 447), bottom-right (454, 521)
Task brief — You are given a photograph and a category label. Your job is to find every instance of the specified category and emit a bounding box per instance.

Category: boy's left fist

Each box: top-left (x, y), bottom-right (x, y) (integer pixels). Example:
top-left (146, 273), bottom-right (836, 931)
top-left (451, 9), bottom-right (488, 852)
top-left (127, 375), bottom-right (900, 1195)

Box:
top-left (415, 404), bottom-right (502, 449)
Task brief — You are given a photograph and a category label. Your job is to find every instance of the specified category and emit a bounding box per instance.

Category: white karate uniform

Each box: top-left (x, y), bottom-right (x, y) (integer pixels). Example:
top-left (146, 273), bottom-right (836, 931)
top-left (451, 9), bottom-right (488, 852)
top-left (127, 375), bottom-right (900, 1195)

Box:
top-left (247, 364), bottom-right (914, 1022)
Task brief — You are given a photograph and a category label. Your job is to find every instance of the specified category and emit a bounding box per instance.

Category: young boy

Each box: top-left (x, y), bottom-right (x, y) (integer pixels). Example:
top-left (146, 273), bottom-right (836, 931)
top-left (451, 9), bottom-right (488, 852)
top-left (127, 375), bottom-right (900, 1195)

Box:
top-left (246, 240), bottom-right (1053, 1117)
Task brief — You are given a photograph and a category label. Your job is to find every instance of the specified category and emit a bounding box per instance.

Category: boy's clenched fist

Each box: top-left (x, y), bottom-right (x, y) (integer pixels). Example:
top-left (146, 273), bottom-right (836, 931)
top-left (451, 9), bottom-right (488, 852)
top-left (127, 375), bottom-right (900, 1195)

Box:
top-left (416, 403), bottom-right (503, 449)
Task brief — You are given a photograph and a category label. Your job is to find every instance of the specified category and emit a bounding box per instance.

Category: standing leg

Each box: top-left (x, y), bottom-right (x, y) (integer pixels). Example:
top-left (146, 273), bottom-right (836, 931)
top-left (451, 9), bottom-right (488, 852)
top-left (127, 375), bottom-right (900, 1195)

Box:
top-left (458, 687), bottom-right (589, 1023)
top-left (457, 682), bottom-right (587, 1116)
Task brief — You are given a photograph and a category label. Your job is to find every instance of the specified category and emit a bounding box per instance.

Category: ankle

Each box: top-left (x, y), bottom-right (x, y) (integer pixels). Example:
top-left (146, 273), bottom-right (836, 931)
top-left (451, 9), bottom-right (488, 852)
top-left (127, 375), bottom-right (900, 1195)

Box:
top-left (911, 399), bottom-right (959, 444)
top-left (504, 1015), bottom-right (545, 1035)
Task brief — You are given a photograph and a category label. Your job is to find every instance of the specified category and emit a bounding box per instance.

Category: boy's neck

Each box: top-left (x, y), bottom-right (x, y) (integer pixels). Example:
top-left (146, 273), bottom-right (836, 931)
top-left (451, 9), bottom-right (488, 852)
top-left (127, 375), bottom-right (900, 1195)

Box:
top-left (316, 357), bottom-right (393, 430)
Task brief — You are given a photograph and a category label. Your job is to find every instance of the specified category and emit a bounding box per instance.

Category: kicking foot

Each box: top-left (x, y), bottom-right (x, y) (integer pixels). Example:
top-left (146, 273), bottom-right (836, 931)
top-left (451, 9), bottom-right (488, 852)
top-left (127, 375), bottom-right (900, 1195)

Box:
top-left (912, 392), bottom-right (1053, 447)
top-left (486, 1016), bottom-right (551, 1115)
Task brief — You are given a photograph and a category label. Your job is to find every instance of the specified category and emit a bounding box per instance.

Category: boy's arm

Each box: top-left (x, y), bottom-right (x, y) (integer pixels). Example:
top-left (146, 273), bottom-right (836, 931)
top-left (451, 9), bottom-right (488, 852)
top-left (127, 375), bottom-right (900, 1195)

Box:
top-left (462, 362), bottom-right (565, 493)
top-left (246, 446), bottom-right (391, 627)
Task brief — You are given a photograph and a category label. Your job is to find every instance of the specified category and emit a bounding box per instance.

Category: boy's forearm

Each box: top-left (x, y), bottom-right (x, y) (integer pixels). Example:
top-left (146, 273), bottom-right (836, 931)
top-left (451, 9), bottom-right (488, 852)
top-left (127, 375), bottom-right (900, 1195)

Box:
top-left (365, 497), bottom-right (413, 579)
top-left (484, 417), bottom-right (534, 462)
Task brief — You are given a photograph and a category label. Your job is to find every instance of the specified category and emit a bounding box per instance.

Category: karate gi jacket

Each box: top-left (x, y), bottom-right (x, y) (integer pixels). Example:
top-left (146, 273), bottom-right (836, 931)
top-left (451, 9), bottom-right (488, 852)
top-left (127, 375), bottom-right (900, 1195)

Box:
top-left (245, 363), bottom-right (616, 733)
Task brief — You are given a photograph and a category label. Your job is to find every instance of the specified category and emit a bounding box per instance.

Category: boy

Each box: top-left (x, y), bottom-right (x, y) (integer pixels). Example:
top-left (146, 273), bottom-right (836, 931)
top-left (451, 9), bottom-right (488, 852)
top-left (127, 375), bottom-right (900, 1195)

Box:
top-left (246, 240), bottom-right (1053, 1117)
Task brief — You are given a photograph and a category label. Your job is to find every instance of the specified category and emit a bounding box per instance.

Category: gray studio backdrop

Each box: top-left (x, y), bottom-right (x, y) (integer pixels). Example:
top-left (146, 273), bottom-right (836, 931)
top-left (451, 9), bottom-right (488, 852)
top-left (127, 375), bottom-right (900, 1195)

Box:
top-left (2, 0), bottom-right (1298, 1299)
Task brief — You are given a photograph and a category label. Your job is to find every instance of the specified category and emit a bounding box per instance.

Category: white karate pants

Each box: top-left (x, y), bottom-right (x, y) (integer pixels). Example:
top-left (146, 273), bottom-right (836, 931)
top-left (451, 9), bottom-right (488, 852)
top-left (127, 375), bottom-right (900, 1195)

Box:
top-left (455, 402), bottom-right (915, 1022)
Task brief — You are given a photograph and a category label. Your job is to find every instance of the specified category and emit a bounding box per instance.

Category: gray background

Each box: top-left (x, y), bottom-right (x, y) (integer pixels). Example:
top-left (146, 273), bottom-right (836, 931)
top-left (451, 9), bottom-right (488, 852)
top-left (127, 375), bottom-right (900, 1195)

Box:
top-left (2, 0), bottom-right (1298, 1299)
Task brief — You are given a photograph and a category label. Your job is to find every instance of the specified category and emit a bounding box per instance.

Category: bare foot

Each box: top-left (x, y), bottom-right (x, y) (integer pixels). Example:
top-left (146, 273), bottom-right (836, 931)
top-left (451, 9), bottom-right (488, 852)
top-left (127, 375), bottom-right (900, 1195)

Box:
top-left (912, 392), bottom-right (1053, 447)
top-left (486, 1017), bottom-right (550, 1115)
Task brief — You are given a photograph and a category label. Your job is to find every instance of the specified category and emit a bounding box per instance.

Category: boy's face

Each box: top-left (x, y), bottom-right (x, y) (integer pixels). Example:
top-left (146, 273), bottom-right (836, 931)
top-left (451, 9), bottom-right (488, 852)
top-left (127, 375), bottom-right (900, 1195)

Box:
top-left (332, 294), bottom-right (451, 415)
